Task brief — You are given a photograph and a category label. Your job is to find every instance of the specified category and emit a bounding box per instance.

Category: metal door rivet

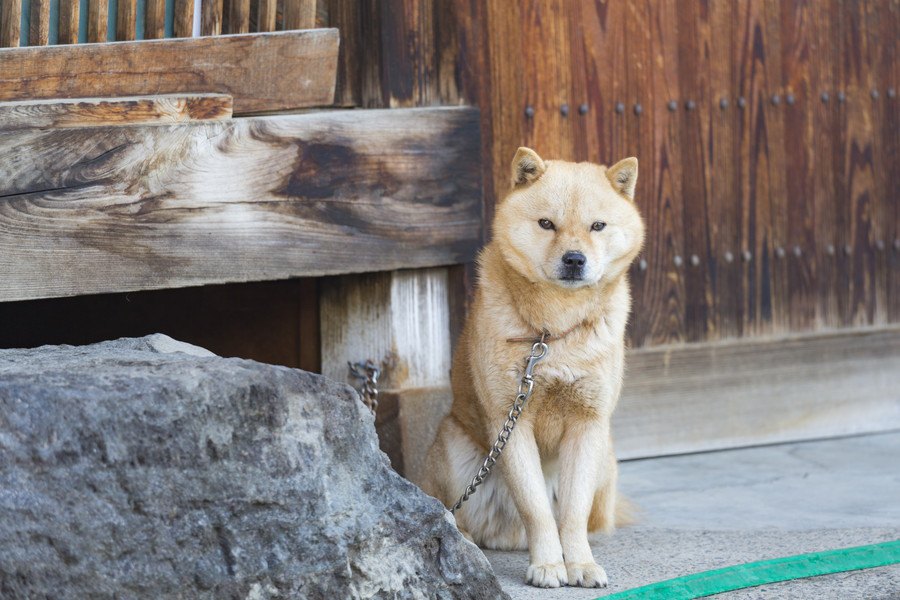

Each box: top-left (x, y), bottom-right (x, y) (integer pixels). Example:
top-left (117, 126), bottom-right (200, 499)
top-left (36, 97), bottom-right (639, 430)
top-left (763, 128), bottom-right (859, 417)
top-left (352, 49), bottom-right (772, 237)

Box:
top-left (560, 103), bottom-right (570, 117)
top-left (793, 245), bottom-right (802, 257)
top-left (579, 103), bottom-right (589, 115)
top-left (690, 254), bottom-right (700, 266)
top-left (724, 251), bottom-right (734, 263)
top-left (634, 103), bottom-right (643, 115)
top-left (871, 89), bottom-right (879, 100)
top-left (786, 94), bottom-right (795, 105)
top-left (639, 258), bottom-right (648, 271)
top-left (875, 240), bottom-right (885, 251)
top-left (668, 100), bottom-right (678, 111)
top-left (888, 88), bottom-right (897, 99)
top-left (826, 244), bottom-right (835, 256)
top-left (525, 105), bottom-right (535, 118)
top-left (771, 94), bottom-right (781, 105)
top-left (843, 244), bottom-right (852, 256)
top-left (615, 102), bottom-right (625, 114)
top-left (685, 100), bottom-right (696, 110)
top-left (737, 96), bottom-right (747, 108)
top-left (894, 239), bottom-right (900, 251)
top-left (742, 250), bottom-right (752, 262)
top-left (821, 92), bottom-right (830, 103)
top-left (837, 91), bottom-right (846, 102)
top-left (775, 246), bottom-right (786, 258)
top-left (673, 255), bottom-right (684, 267)
top-left (720, 97), bottom-right (729, 110)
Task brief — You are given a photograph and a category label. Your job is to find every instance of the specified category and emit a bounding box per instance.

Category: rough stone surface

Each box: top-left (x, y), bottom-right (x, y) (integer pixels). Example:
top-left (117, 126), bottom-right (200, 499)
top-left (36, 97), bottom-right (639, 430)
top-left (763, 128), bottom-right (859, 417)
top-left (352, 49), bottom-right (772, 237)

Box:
top-left (0, 335), bottom-right (507, 600)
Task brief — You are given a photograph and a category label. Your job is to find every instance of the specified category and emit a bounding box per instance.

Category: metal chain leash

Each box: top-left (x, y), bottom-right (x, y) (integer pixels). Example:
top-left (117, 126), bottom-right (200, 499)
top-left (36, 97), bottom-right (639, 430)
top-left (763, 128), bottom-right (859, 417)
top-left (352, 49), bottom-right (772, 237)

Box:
top-left (450, 336), bottom-right (549, 514)
top-left (348, 360), bottom-right (380, 414)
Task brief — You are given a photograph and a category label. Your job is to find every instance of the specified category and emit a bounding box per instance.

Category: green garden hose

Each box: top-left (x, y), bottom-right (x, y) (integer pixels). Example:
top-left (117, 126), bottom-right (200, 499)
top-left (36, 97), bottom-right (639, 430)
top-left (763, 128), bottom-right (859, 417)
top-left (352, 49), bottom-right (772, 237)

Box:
top-left (598, 539), bottom-right (900, 600)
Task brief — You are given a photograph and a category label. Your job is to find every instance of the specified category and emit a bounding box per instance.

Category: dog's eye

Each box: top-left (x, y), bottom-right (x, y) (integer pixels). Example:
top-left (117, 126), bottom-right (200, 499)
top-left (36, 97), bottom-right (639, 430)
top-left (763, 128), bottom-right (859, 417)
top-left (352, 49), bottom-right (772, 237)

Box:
top-left (591, 221), bottom-right (607, 232)
top-left (538, 219), bottom-right (555, 230)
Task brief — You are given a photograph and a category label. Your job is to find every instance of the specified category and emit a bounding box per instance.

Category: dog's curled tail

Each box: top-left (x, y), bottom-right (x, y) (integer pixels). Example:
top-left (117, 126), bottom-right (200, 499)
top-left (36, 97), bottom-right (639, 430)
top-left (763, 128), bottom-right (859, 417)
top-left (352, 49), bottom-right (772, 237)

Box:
top-left (588, 489), bottom-right (638, 534)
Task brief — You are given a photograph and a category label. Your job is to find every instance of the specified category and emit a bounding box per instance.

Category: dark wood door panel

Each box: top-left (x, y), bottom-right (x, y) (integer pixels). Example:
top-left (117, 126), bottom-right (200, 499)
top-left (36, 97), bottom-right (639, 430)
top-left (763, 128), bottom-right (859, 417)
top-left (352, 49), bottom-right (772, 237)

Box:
top-left (457, 0), bottom-right (899, 348)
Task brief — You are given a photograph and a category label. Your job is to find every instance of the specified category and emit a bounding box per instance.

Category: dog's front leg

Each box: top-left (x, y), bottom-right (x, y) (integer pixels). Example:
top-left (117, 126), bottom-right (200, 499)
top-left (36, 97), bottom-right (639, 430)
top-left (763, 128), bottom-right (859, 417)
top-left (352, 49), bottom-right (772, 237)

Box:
top-left (498, 422), bottom-right (567, 588)
top-left (557, 419), bottom-right (609, 587)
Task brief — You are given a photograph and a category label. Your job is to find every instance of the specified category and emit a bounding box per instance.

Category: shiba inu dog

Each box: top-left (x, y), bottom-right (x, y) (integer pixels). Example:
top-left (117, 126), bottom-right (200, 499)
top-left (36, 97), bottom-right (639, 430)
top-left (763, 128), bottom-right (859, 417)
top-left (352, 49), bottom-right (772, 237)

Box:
top-left (421, 148), bottom-right (644, 588)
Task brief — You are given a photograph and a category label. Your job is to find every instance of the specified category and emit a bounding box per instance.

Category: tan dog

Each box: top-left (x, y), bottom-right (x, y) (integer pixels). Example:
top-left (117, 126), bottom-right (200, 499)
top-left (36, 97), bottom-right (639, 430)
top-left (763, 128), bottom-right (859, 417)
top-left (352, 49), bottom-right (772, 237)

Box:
top-left (421, 148), bottom-right (644, 588)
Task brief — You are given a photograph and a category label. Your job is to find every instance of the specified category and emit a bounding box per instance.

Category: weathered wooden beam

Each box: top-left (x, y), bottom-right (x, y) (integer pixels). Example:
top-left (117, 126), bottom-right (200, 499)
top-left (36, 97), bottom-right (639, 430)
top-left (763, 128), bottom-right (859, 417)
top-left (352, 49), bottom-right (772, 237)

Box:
top-left (0, 94), bottom-right (233, 130)
top-left (320, 268), bottom-right (453, 481)
top-left (613, 326), bottom-right (900, 459)
top-left (0, 106), bottom-right (482, 302)
top-left (0, 30), bottom-right (339, 114)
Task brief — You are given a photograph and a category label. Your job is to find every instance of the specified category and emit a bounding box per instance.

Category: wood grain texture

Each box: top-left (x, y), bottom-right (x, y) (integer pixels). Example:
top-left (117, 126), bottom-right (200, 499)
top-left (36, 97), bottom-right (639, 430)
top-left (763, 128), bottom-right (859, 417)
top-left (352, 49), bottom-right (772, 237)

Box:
top-left (283, 0), bottom-right (314, 30)
top-left (320, 269), bottom-right (453, 481)
top-left (256, 0), bottom-right (276, 32)
top-left (224, 0), bottom-right (250, 34)
top-left (116, 0), bottom-right (137, 40)
top-left (201, 0), bottom-right (223, 35)
top-left (144, 0), bottom-right (166, 39)
top-left (0, 94), bottom-right (233, 130)
top-left (0, 30), bottom-right (339, 114)
top-left (1, 0), bottom-right (21, 47)
top-left (173, 0), bottom-right (194, 38)
top-left (614, 326), bottom-right (900, 459)
top-left (58, 0), bottom-right (81, 44)
top-left (28, 0), bottom-right (50, 45)
top-left (0, 107), bottom-right (482, 301)
top-left (86, 0), bottom-right (109, 42)
top-left (451, 0), bottom-right (899, 348)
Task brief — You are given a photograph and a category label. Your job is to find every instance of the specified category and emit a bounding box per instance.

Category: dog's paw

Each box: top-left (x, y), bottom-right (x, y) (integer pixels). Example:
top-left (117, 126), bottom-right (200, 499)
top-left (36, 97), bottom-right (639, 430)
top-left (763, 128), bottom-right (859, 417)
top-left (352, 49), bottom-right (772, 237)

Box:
top-left (566, 562), bottom-right (608, 588)
top-left (526, 562), bottom-right (568, 588)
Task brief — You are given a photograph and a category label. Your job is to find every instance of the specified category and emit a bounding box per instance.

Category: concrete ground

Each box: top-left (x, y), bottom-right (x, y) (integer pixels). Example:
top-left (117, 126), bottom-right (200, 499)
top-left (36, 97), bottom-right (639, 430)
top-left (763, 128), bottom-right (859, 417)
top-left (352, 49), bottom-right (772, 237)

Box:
top-left (484, 431), bottom-right (900, 599)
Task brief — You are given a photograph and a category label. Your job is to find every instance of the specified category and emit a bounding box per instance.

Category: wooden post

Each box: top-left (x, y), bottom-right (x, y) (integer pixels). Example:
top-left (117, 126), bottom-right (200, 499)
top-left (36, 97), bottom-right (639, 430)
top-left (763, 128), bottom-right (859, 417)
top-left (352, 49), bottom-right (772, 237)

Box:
top-left (320, 268), bottom-right (453, 483)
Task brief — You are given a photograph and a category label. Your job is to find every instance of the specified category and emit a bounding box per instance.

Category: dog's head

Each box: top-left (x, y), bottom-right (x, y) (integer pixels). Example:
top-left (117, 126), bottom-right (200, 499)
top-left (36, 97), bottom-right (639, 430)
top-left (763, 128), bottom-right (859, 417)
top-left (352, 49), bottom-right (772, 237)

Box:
top-left (492, 147), bottom-right (645, 289)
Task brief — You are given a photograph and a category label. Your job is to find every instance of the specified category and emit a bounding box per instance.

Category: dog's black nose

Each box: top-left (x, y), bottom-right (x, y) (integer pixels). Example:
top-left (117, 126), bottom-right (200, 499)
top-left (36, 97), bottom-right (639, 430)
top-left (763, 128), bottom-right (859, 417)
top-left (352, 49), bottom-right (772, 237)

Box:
top-left (562, 251), bottom-right (586, 268)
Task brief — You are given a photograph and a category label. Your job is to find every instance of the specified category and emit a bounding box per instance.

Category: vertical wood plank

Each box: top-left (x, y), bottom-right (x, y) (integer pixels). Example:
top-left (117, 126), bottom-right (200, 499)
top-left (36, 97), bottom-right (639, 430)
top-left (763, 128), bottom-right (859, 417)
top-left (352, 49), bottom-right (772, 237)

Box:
top-left (810, 0), bottom-right (839, 329)
top-left (116, 0), bottom-right (137, 40)
top-left (0, 0), bottom-right (22, 47)
top-left (144, 0), bottom-right (165, 38)
top-left (29, 0), bottom-right (50, 45)
top-left (842, 0), bottom-right (877, 327)
top-left (623, 0), bottom-right (653, 346)
top-left (709, 1), bottom-right (740, 339)
top-left (172, 0), bottom-right (193, 37)
top-left (58, 0), bottom-right (80, 43)
top-left (483, 0), bottom-right (524, 224)
top-left (734, 0), bottom-right (775, 336)
top-left (224, 0), bottom-right (249, 33)
top-left (677, 0), bottom-right (713, 342)
top-left (256, 0), bottom-right (275, 32)
top-left (282, 0), bottom-right (312, 29)
top-left (86, 0), bottom-right (108, 42)
top-left (776, 0), bottom-right (816, 332)
top-left (200, 0), bottom-right (222, 35)
top-left (863, 0), bottom-right (893, 324)
top-left (645, 0), bottom-right (686, 346)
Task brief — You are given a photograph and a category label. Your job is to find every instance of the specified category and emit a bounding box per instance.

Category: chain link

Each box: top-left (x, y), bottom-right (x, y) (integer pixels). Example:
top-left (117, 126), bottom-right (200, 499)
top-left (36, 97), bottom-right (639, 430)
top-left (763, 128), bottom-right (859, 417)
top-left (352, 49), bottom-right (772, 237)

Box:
top-left (348, 360), bottom-right (380, 414)
top-left (450, 338), bottom-right (549, 514)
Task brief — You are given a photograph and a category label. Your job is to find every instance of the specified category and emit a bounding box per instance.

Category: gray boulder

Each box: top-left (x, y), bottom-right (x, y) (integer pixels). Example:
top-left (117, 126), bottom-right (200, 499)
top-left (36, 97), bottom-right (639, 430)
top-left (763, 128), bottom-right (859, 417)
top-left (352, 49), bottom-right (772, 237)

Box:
top-left (0, 335), bottom-right (507, 599)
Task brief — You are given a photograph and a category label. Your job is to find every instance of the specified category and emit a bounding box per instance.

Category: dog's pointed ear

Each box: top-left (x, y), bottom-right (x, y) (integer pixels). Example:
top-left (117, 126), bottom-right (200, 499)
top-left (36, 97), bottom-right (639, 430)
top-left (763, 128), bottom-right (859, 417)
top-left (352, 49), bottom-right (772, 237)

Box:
top-left (510, 147), bottom-right (547, 187)
top-left (606, 157), bottom-right (638, 200)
